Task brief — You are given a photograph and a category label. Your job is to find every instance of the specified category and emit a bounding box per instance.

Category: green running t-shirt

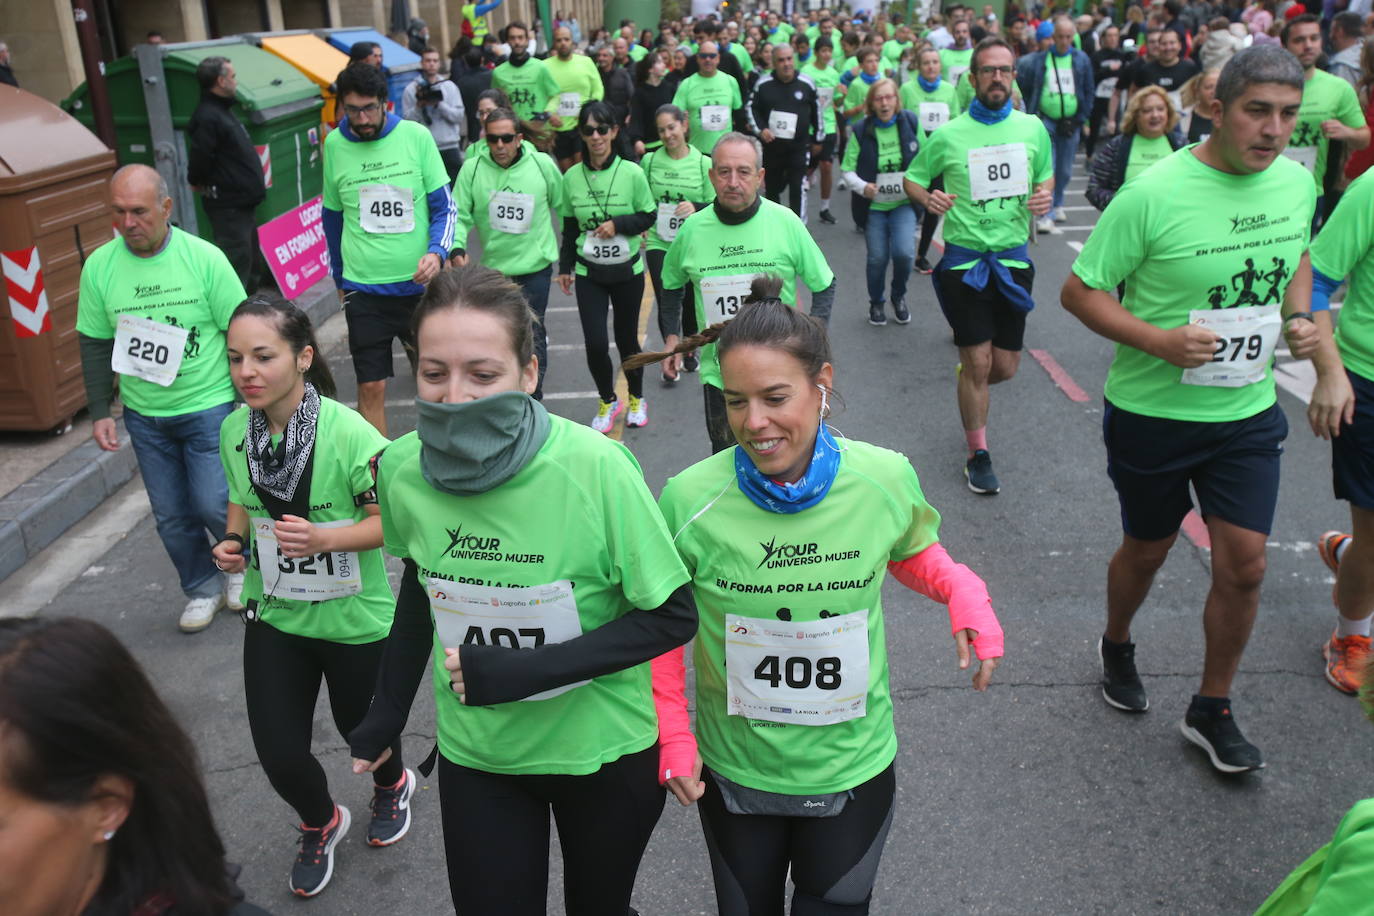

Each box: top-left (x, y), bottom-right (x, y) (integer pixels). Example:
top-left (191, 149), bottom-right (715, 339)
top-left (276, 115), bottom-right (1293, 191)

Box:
top-left (841, 122), bottom-right (911, 212)
top-left (1311, 168), bottom-right (1374, 383)
top-left (76, 228), bottom-right (242, 416)
top-left (904, 110), bottom-right (1053, 263)
top-left (899, 78), bottom-right (961, 137)
top-left (940, 47), bottom-right (974, 85)
top-left (1125, 133), bottom-right (1173, 182)
top-left (801, 62), bottom-right (841, 135)
top-left (1284, 69), bottom-right (1365, 191)
top-left (219, 398), bottom-right (394, 643)
top-left (491, 56), bottom-right (562, 122)
top-left (322, 120), bottom-right (450, 286)
top-left (659, 438), bottom-right (942, 795)
top-left (378, 417), bottom-right (689, 775)
top-left (1042, 53), bottom-right (1078, 119)
top-left (640, 147), bottom-right (715, 252)
top-left (672, 71), bottom-right (744, 153)
top-left (660, 198), bottom-right (835, 388)
top-left (543, 53), bottom-right (603, 130)
top-left (1071, 147), bottom-right (1315, 422)
top-left (452, 141), bottom-right (564, 276)
top-left (558, 156), bottom-right (656, 276)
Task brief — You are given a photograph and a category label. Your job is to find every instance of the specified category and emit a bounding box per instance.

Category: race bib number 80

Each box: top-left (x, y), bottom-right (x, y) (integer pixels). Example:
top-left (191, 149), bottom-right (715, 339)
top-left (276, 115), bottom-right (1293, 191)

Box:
top-left (966, 142), bottom-right (1029, 201)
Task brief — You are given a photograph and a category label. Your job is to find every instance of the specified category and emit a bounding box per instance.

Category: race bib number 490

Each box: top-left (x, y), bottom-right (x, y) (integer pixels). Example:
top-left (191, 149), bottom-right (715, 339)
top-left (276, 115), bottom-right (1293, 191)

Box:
top-left (725, 609), bottom-right (870, 726)
top-left (873, 172), bottom-right (906, 203)
top-left (358, 183), bottom-right (415, 234)
top-left (1181, 304), bottom-right (1282, 388)
top-left (253, 518), bottom-right (362, 600)
top-left (111, 314), bottom-right (188, 387)
top-left (699, 273), bottom-right (755, 324)
top-left (966, 142), bottom-right (1029, 201)
top-left (429, 579), bottom-right (588, 701)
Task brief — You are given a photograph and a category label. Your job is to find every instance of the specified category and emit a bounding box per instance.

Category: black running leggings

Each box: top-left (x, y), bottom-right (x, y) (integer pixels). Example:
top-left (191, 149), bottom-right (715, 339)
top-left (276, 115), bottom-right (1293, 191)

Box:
top-left (242, 620), bottom-right (404, 827)
top-left (437, 744), bottom-right (664, 915)
top-left (917, 176), bottom-right (944, 260)
top-left (575, 272), bottom-right (645, 402)
top-left (645, 247), bottom-right (700, 341)
top-left (697, 764), bottom-right (896, 916)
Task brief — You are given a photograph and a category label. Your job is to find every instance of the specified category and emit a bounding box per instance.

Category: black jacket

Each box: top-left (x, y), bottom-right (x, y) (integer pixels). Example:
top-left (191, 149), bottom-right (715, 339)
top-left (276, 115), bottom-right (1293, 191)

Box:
top-left (628, 78), bottom-right (676, 149)
top-left (1085, 129), bottom-right (1186, 210)
top-left (747, 71), bottom-right (825, 147)
top-left (186, 93), bottom-right (266, 211)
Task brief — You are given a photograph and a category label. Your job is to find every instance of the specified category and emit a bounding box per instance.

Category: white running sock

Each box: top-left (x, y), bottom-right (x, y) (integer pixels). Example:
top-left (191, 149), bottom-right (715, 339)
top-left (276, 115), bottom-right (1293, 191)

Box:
top-left (821, 195), bottom-right (831, 207)
top-left (1336, 613), bottom-right (1372, 638)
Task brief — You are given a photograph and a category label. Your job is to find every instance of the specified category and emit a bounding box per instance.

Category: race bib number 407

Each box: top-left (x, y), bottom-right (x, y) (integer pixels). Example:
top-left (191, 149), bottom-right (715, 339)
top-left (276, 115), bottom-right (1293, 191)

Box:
top-left (966, 142), bottom-right (1029, 201)
top-left (725, 609), bottom-right (870, 726)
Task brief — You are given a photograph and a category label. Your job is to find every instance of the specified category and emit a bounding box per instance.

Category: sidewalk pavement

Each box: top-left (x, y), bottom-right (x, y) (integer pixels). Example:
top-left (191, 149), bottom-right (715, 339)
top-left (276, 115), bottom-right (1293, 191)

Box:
top-left (0, 277), bottom-right (339, 584)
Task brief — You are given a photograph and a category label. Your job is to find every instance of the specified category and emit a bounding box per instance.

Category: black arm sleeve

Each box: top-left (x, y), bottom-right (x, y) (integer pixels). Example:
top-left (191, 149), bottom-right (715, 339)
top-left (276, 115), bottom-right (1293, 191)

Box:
top-left (611, 209), bottom-right (655, 236)
top-left (558, 215), bottom-right (581, 275)
top-left (657, 284), bottom-right (685, 339)
top-left (347, 560), bottom-right (436, 761)
top-left (79, 333), bottom-right (116, 421)
top-left (809, 278), bottom-right (836, 325)
top-left (459, 583), bottom-right (697, 706)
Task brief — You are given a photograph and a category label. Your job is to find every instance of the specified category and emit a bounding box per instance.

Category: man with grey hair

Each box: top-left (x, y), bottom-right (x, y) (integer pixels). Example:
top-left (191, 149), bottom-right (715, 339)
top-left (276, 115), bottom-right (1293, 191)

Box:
top-left (1062, 46), bottom-right (1354, 774)
top-left (659, 133), bottom-right (836, 453)
top-left (187, 54), bottom-right (266, 291)
top-left (76, 164), bottom-right (247, 634)
top-left (0, 41), bottom-right (16, 87)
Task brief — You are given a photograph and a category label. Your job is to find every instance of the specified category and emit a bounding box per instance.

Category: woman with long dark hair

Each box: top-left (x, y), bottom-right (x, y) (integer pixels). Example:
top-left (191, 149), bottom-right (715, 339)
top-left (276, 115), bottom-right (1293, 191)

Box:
top-left (212, 295), bottom-right (411, 898)
top-left (0, 616), bottom-right (268, 915)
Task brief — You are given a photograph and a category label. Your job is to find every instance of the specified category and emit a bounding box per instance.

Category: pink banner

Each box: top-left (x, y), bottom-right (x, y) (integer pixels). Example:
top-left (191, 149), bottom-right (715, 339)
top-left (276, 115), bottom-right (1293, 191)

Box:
top-left (257, 197), bottom-right (329, 299)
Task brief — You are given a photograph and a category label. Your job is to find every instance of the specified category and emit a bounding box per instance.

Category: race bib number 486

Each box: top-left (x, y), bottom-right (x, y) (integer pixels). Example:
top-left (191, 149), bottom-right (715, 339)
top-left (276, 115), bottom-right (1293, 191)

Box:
top-left (358, 184), bottom-right (415, 234)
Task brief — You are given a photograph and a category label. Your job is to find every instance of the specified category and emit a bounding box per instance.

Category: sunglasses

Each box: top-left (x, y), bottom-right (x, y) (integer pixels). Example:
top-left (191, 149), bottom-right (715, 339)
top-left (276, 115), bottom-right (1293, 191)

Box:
top-left (579, 124), bottom-right (614, 137)
top-left (697, 52), bottom-right (719, 59)
top-left (485, 133), bottom-right (519, 145)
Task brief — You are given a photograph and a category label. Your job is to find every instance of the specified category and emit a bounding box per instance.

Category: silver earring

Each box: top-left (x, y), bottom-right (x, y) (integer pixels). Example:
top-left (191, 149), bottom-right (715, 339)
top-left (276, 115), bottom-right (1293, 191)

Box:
top-left (103, 830), bottom-right (116, 841)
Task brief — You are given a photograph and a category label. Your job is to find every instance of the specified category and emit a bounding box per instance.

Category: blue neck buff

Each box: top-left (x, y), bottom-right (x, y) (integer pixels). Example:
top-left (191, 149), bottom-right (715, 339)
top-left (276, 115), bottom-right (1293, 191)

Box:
top-left (1050, 45), bottom-right (1072, 58)
top-left (969, 97), bottom-right (1012, 124)
top-left (734, 425), bottom-right (842, 514)
top-left (917, 75), bottom-right (941, 92)
top-left (873, 112), bottom-right (899, 128)
top-left (859, 70), bottom-right (880, 84)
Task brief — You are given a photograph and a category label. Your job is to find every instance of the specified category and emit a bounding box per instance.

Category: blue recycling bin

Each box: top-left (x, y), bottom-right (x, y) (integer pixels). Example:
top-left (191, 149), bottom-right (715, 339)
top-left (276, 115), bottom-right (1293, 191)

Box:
top-left (319, 29), bottom-right (421, 111)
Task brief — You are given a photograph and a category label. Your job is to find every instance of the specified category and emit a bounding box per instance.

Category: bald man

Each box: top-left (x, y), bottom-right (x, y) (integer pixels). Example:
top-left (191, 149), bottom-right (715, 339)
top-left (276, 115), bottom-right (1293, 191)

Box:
top-left (77, 164), bottom-right (246, 634)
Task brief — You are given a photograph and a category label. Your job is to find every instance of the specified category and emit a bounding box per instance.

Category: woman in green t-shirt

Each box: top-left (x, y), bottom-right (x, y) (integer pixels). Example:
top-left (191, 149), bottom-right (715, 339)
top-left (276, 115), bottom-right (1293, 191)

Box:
top-left (1085, 86), bottom-right (1186, 211)
top-left (556, 101), bottom-right (657, 433)
top-left (628, 277), bottom-right (1005, 915)
top-left (348, 265), bottom-right (695, 915)
top-left (642, 104), bottom-right (715, 383)
top-left (210, 297), bottom-right (411, 899)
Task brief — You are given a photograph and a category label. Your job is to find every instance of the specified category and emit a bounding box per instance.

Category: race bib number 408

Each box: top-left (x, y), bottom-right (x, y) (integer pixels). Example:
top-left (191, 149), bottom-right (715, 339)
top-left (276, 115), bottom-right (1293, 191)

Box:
top-left (966, 142), bottom-right (1029, 201)
top-left (725, 609), bottom-right (870, 726)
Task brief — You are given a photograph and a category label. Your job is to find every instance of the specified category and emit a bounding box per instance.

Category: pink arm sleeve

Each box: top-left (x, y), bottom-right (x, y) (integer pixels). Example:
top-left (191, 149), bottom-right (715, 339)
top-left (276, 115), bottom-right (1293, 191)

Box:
top-left (651, 645), bottom-right (697, 784)
top-left (887, 543), bottom-right (1004, 659)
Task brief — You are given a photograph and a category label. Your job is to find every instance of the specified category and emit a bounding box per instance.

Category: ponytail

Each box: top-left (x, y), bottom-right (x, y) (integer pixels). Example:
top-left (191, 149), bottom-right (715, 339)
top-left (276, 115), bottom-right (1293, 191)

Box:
top-left (622, 275), bottom-right (792, 372)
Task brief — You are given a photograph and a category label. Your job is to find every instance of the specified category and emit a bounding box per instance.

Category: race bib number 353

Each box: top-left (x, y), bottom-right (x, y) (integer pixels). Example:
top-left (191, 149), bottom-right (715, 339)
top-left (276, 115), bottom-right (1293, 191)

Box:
top-left (966, 142), bottom-right (1029, 201)
top-left (725, 609), bottom-right (870, 726)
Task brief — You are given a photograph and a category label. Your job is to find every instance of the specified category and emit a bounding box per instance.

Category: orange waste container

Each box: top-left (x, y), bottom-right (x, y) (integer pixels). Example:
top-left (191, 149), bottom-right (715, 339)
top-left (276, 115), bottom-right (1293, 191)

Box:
top-left (0, 85), bottom-right (117, 432)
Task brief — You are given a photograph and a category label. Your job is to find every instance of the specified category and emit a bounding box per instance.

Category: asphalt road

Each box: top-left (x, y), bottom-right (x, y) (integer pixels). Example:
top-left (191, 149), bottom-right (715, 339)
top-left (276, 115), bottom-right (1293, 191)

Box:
top-left (13, 152), bottom-right (1369, 915)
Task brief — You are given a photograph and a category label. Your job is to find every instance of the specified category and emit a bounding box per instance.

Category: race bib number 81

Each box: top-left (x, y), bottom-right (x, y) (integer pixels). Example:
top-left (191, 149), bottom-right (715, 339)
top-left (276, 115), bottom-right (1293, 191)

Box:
top-left (966, 142), bottom-right (1029, 201)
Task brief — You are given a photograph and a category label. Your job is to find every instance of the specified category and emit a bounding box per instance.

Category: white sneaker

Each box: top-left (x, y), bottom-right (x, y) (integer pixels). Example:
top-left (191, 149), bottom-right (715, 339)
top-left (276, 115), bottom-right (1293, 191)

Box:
top-left (1052, 207), bottom-right (1068, 223)
top-left (590, 398), bottom-right (623, 434)
top-left (1035, 215), bottom-right (1054, 234)
top-left (224, 571), bottom-right (246, 611)
top-left (179, 594), bottom-right (225, 633)
top-left (625, 396), bottom-right (647, 428)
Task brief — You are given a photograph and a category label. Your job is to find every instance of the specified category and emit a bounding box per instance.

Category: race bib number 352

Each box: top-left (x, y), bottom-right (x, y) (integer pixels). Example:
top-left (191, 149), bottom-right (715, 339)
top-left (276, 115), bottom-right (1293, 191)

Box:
top-left (725, 609), bottom-right (870, 726)
top-left (966, 142), bottom-right (1029, 201)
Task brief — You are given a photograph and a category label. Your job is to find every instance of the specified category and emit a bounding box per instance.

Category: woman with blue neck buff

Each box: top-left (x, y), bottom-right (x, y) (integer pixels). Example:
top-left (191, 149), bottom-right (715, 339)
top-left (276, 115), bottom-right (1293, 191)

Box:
top-left (841, 77), bottom-right (922, 327)
top-left (347, 265), bottom-right (696, 915)
top-left (627, 276), bottom-right (1005, 916)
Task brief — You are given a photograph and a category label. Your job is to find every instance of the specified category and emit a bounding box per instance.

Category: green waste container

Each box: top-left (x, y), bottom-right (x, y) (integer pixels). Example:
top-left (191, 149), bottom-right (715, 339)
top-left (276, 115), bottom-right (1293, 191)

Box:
top-left (62, 40), bottom-right (324, 245)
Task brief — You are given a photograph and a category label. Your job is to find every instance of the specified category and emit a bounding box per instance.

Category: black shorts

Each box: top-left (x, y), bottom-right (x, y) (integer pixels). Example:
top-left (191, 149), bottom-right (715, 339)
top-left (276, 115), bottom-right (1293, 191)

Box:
top-left (1103, 399), bottom-right (1288, 540)
top-left (553, 128), bottom-right (581, 160)
top-left (343, 289), bottom-right (421, 383)
top-left (813, 135), bottom-right (836, 162)
top-left (1332, 368), bottom-right (1374, 509)
top-left (934, 262), bottom-right (1032, 351)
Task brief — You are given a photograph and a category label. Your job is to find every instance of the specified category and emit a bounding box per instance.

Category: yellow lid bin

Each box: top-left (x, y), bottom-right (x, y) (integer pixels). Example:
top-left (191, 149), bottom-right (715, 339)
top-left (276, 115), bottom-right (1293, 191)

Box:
top-left (252, 33), bottom-right (350, 126)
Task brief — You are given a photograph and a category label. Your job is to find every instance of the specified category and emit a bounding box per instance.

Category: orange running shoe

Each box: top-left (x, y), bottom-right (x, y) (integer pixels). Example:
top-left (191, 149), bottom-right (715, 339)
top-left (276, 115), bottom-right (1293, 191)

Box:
top-left (1323, 630), bottom-right (1372, 695)
top-left (1317, 531), bottom-right (1350, 607)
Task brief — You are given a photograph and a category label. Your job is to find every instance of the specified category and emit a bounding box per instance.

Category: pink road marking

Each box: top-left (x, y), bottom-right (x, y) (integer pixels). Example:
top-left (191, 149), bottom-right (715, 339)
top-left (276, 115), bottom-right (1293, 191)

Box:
top-left (1181, 511), bottom-right (1211, 550)
top-left (1028, 349), bottom-right (1090, 403)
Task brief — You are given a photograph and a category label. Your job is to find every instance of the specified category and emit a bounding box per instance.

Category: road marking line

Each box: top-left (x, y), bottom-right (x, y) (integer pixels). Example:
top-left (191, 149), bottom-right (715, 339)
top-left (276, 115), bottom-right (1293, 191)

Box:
top-left (1067, 241), bottom-right (1084, 252)
top-left (1181, 511), bottom-right (1211, 550)
top-left (1029, 349), bottom-right (1090, 402)
top-left (1274, 360), bottom-right (1317, 404)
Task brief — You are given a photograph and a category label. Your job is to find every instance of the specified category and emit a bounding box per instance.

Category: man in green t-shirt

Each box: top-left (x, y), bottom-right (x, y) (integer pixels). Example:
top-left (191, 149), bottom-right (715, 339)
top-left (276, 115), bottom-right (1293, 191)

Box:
top-left (903, 37), bottom-right (1054, 497)
top-left (322, 64), bottom-right (453, 437)
top-left (544, 26), bottom-right (603, 171)
top-left (672, 41), bottom-right (744, 154)
top-left (1061, 46), bottom-right (1354, 774)
top-left (659, 133), bottom-right (837, 453)
top-left (491, 21), bottom-right (563, 126)
top-left (1280, 14), bottom-right (1370, 233)
top-left (76, 165), bottom-right (246, 633)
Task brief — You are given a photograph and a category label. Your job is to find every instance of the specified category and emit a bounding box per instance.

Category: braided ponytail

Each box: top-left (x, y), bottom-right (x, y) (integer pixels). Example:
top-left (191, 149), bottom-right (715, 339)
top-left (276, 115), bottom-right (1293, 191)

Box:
top-left (622, 275), bottom-right (787, 372)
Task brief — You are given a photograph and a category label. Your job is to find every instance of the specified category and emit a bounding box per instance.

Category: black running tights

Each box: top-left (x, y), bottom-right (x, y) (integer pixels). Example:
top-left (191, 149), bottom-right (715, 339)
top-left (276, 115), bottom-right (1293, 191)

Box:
top-left (437, 744), bottom-right (664, 915)
top-left (575, 272), bottom-right (645, 401)
top-left (645, 247), bottom-right (700, 341)
top-left (242, 620), bottom-right (404, 827)
top-left (697, 764), bottom-right (896, 916)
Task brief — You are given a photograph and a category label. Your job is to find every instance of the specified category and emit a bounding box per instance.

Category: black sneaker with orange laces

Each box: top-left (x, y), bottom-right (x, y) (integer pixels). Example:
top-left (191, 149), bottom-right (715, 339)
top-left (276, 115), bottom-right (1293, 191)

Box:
top-left (290, 804), bottom-right (350, 897)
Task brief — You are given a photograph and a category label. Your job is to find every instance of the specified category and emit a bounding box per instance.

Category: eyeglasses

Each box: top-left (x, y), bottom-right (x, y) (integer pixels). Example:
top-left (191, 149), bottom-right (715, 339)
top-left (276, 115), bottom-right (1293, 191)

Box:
top-left (342, 103), bottom-right (383, 117)
top-left (697, 52), bottom-right (719, 59)
top-left (579, 124), bottom-right (614, 137)
top-left (485, 133), bottom-right (519, 145)
top-left (975, 66), bottom-right (1015, 76)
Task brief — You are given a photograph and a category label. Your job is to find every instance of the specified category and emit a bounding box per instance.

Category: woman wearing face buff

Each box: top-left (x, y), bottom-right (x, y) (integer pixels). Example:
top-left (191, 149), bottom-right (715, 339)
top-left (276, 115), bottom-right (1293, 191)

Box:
top-left (211, 296), bottom-right (412, 899)
top-left (0, 617), bottom-right (269, 916)
top-left (347, 265), bottom-right (696, 916)
top-left (624, 276), bottom-right (1005, 915)
top-left (556, 101), bottom-right (657, 433)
